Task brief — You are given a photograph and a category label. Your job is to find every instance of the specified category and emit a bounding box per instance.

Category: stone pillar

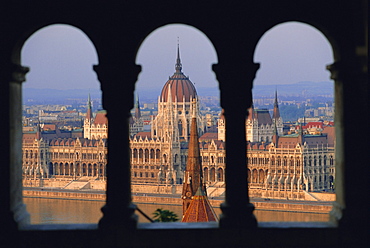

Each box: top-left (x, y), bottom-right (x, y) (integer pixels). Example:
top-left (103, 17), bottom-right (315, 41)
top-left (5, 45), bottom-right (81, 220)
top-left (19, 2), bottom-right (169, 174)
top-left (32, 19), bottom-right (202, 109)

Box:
top-left (0, 62), bottom-right (30, 230)
top-left (94, 62), bottom-right (140, 230)
top-left (213, 61), bottom-right (258, 228)
top-left (326, 60), bottom-right (367, 227)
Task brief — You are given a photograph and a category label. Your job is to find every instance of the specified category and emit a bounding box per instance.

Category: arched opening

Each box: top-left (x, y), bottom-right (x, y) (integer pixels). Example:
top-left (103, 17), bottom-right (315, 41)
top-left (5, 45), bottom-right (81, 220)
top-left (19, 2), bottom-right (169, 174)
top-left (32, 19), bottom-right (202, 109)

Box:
top-left (210, 167), bottom-right (216, 182)
top-left (252, 21), bottom-right (335, 217)
top-left (21, 24), bottom-right (104, 224)
top-left (130, 23), bottom-right (220, 222)
top-left (217, 168), bottom-right (224, 182)
top-left (203, 167), bottom-right (209, 182)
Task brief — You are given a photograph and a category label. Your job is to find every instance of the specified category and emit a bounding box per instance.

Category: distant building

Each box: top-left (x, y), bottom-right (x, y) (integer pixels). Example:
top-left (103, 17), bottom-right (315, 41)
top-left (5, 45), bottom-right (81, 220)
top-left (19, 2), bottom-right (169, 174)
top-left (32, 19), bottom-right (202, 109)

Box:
top-left (83, 94), bottom-right (108, 140)
top-left (22, 48), bottom-right (335, 197)
top-left (130, 46), bottom-right (206, 185)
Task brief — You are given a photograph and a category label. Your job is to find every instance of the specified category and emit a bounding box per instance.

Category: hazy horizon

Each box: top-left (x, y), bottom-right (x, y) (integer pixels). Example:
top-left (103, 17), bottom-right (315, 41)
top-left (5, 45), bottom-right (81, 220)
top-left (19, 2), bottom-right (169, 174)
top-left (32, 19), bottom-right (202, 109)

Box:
top-left (22, 22), bottom-right (333, 91)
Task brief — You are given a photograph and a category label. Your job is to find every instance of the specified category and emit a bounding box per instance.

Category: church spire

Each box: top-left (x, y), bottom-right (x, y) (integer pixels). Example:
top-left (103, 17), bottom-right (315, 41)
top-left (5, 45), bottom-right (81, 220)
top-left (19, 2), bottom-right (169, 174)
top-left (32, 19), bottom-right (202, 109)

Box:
top-left (134, 93), bottom-right (141, 120)
top-left (86, 93), bottom-right (93, 121)
top-left (273, 90), bottom-right (280, 119)
top-left (175, 40), bottom-right (182, 73)
top-left (182, 116), bottom-right (205, 215)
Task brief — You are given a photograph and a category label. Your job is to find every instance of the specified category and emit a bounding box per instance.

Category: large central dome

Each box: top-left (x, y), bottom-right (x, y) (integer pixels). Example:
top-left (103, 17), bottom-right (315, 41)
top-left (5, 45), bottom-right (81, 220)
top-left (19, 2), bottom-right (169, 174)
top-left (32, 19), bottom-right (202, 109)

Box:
top-left (160, 46), bottom-right (197, 102)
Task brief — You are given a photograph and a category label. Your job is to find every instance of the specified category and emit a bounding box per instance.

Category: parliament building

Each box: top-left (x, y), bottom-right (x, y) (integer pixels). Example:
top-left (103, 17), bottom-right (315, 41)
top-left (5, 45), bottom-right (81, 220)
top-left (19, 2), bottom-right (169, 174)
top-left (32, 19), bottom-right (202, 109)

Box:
top-left (2, 1), bottom-right (366, 247)
top-left (22, 47), bottom-right (335, 198)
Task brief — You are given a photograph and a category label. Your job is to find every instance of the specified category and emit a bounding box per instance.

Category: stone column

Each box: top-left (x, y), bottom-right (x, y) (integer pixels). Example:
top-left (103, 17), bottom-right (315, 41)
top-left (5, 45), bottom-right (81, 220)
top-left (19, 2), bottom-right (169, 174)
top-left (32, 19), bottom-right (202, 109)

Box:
top-left (0, 62), bottom-right (30, 230)
top-left (94, 62), bottom-right (140, 230)
top-left (213, 61), bottom-right (258, 228)
top-left (326, 60), bottom-right (367, 226)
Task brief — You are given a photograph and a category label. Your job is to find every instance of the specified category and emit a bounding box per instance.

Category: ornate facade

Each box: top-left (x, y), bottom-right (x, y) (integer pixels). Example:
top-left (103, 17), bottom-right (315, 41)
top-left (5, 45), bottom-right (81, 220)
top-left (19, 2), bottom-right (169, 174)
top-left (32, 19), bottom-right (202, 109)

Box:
top-left (23, 116), bottom-right (108, 184)
top-left (219, 92), bottom-right (283, 143)
top-left (22, 48), bottom-right (335, 197)
top-left (3, 1), bottom-right (366, 246)
top-left (130, 46), bottom-right (205, 185)
top-left (84, 94), bottom-right (108, 140)
top-left (247, 132), bottom-right (335, 199)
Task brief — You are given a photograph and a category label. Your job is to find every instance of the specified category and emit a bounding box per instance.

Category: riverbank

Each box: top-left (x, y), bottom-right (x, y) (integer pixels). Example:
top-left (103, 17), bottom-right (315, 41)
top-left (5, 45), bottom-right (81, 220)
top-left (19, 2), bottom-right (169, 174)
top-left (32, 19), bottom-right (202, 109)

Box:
top-left (23, 188), bottom-right (333, 214)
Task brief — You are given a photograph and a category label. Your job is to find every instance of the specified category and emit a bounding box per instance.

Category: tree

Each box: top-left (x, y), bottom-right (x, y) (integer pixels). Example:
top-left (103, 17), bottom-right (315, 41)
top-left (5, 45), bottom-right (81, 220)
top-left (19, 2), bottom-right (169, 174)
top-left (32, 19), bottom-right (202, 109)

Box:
top-left (152, 208), bottom-right (179, 222)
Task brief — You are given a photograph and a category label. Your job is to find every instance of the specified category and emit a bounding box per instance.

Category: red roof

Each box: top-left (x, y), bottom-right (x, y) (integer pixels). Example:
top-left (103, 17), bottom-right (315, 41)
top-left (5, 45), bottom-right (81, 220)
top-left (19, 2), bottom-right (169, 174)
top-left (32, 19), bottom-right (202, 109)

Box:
top-left (94, 111), bottom-right (108, 125)
top-left (160, 47), bottom-right (197, 103)
top-left (199, 132), bottom-right (218, 141)
top-left (303, 122), bottom-right (323, 129)
top-left (182, 187), bottom-right (218, 223)
top-left (135, 132), bottom-right (151, 139)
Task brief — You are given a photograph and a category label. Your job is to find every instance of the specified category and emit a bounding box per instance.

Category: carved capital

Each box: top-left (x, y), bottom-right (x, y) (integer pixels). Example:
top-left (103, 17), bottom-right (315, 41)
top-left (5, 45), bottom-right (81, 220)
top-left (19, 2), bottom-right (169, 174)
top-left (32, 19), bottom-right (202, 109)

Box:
top-left (326, 61), bottom-right (362, 82)
top-left (6, 64), bottom-right (29, 84)
top-left (213, 62), bottom-right (260, 111)
top-left (93, 63), bottom-right (141, 111)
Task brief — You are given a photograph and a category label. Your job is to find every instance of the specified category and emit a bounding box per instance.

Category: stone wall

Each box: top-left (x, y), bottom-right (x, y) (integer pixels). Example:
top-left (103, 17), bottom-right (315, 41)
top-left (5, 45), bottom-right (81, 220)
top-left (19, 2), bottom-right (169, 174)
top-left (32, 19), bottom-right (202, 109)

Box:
top-left (23, 189), bottom-right (332, 214)
top-left (132, 184), bottom-right (182, 194)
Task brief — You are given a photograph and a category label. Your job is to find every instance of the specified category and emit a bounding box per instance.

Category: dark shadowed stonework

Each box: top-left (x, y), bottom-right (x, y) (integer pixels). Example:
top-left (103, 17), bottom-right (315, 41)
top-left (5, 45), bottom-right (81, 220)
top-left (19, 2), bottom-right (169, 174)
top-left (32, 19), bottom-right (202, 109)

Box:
top-left (0, 1), bottom-right (367, 247)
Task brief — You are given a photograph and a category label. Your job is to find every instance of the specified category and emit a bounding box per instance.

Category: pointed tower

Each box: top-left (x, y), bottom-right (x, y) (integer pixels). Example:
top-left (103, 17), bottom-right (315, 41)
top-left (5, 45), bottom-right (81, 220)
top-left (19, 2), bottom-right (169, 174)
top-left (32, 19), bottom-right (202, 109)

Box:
top-left (35, 118), bottom-right (42, 140)
top-left (134, 93), bottom-right (141, 120)
top-left (273, 91), bottom-right (280, 118)
top-left (175, 42), bottom-right (182, 73)
top-left (86, 93), bottom-right (93, 121)
top-left (272, 90), bottom-right (283, 136)
top-left (182, 115), bottom-right (205, 215)
top-left (84, 94), bottom-right (93, 139)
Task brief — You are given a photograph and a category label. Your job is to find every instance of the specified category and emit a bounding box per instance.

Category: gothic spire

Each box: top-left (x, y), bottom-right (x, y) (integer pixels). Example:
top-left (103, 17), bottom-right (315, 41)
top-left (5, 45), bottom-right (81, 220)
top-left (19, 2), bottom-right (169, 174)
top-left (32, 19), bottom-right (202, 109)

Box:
top-left (273, 90), bottom-right (280, 119)
top-left (134, 93), bottom-right (141, 120)
top-left (175, 41), bottom-right (182, 73)
top-left (182, 116), bottom-right (205, 215)
top-left (86, 93), bottom-right (93, 121)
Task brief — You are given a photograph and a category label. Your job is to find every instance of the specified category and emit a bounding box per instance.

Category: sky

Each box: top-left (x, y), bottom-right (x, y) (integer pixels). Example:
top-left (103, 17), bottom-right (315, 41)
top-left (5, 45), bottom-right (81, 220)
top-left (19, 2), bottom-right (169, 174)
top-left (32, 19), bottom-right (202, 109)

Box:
top-left (21, 22), bottom-right (333, 91)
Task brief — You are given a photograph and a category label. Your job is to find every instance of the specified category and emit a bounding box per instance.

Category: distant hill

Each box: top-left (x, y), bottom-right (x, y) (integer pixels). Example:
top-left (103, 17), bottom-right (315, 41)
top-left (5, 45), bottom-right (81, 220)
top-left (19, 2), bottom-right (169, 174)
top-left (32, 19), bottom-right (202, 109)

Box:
top-left (137, 81), bottom-right (333, 100)
top-left (23, 81), bottom-right (333, 105)
top-left (252, 81), bottom-right (334, 98)
top-left (23, 88), bottom-right (102, 105)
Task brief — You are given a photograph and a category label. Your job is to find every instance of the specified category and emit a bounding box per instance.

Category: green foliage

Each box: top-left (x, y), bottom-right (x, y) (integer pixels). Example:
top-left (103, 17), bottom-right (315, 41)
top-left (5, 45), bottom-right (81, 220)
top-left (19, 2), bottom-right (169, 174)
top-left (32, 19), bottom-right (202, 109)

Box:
top-left (152, 208), bottom-right (179, 222)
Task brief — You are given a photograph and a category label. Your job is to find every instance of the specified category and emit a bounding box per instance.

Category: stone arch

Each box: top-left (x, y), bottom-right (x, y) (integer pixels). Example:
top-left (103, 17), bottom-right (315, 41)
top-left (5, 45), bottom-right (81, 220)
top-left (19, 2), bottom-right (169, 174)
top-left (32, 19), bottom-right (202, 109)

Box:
top-left (163, 154), bottom-right (167, 164)
top-left (217, 168), bottom-right (224, 182)
top-left (258, 169), bottom-right (265, 183)
top-left (88, 163), bottom-right (93, 176)
top-left (49, 162), bottom-right (54, 175)
top-left (133, 148), bottom-right (138, 163)
top-left (139, 149), bottom-right (143, 162)
top-left (65, 163), bottom-right (69, 175)
top-left (59, 163), bottom-right (64, 175)
top-left (209, 167), bottom-right (215, 182)
top-left (203, 167), bottom-right (209, 182)
top-left (93, 164), bottom-right (98, 177)
top-left (156, 149), bottom-right (160, 162)
top-left (150, 149), bottom-right (155, 160)
top-left (253, 21), bottom-right (335, 83)
top-left (252, 169), bottom-right (258, 183)
top-left (76, 163), bottom-right (81, 176)
top-left (144, 149), bottom-right (149, 162)
top-left (82, 163), bottom-right (87, 176)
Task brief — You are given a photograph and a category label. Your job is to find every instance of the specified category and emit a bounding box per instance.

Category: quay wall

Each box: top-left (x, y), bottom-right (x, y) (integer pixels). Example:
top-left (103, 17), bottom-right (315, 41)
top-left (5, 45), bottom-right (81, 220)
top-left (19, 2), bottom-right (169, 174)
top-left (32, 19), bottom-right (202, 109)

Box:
top-left (23, 190), bottom-right (332, 213)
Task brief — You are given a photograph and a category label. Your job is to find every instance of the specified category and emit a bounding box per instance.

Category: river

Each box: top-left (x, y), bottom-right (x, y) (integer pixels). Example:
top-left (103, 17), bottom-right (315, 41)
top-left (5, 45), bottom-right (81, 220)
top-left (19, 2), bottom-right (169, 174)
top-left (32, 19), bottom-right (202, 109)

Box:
top-left (24, 198), bottom-right (329, 224)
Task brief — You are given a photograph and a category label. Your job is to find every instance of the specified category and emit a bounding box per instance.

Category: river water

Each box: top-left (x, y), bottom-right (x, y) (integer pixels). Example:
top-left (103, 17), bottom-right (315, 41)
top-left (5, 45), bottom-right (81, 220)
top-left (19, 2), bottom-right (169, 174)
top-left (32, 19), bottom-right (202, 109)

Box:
top-left (24, 198), bottom-right (329, 224)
